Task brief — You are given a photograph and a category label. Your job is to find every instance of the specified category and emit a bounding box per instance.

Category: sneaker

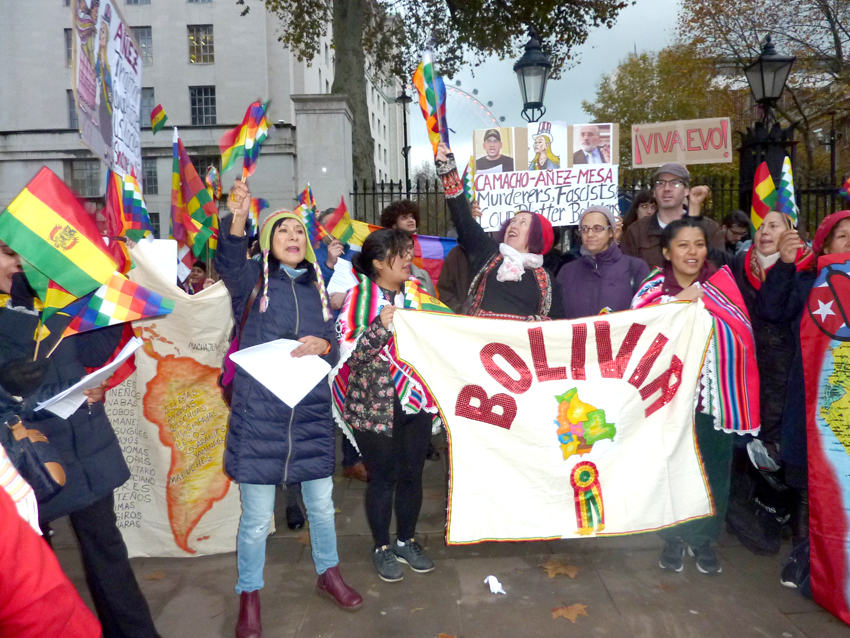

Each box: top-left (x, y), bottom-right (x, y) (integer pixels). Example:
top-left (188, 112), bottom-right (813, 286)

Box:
top-left (373, 545), bottom-right (403, 583)
top-left (688, 543), bottom-right (722, 574)
top-left (393, 538), bottom-right (435, 573)
top-left (659, 538), bottom-right (685, 572)
top-left (780, 539), bottom-right (810, 589)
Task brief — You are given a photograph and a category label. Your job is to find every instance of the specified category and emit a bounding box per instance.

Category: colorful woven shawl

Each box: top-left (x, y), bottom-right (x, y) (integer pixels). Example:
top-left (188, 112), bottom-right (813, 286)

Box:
top-left (330, 272), bottom-right (452, 438)
top-left (630, 266), bottom-right (759, 433)
top-left (700, 266), bottom-right (760, 433)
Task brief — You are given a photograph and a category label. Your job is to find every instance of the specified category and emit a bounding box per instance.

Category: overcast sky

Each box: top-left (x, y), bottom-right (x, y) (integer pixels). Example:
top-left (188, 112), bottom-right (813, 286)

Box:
top-left (452, 0), bottom-right (682, 127)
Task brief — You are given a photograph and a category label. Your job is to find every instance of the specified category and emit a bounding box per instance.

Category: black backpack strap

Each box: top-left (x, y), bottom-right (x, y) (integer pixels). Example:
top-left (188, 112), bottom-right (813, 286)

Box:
top-left (239, 272), bottom-right (264, 342)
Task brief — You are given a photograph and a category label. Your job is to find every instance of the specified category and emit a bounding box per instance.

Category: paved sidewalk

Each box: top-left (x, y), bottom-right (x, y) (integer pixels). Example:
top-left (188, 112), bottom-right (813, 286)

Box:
top-left (54, 445), bottom-right (850, 638)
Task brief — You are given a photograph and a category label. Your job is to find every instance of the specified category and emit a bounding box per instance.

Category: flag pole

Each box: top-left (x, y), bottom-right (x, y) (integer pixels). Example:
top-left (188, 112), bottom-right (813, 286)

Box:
top-left (32, 320), bottom-right (43, 360)
top-left (46, 335), bottom-right (65, 358)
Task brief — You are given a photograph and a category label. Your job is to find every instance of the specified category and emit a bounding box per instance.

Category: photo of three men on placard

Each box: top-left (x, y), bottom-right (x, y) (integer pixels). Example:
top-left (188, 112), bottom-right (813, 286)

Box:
top-left (473, 122), bottom-right (618, 174)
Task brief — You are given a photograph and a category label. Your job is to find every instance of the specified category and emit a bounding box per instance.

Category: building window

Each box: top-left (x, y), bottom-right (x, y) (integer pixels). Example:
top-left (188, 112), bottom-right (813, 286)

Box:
top-left (191, 155), bottom-right (220, 180)
top-left (139, 87), bottom-right (155, 127)
top-left (142, 159), bottom-right (158, 195)
top-left (67, 90), bottom-right (78, 129)
top-left (319, 69), bottom-right (322, 92)
top-left (132, 27), bottom-right (153, 66)
top-left (383, 124), bottom-right (387, 139)
top-left (64, 0), bottom-right (70, 6)
top-left (326, 80), bottom-right (330, 94)
top-left (188, 25), bottom-right (214, 64)
top-left (69, 160), bottom-right (101, 198)
top-left (384, 148), bottom-right (387, 164)
top-left (126, 0), bottom-right (151, 5)
top-left (64, 29), bottom-right (72, 68)
top-left (148, 212), bottom-right (160, 239)
top-left (189, 86), bottom-right (216, 125)
top-left (324, 44), bottom-right (329, 65)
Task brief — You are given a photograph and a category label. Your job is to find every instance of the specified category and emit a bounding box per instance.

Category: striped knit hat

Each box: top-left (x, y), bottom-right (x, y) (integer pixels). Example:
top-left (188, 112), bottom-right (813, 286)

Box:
top-left (258, 210), bottom-right (331, 320)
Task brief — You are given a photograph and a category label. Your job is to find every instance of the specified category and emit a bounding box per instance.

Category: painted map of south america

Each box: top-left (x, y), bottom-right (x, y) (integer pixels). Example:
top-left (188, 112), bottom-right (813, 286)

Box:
top-left (139, 326), bottom-right (231, 553)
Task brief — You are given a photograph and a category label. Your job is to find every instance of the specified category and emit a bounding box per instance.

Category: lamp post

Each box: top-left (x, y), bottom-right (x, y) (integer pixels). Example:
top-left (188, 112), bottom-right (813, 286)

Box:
top-left (738, 36), bottom-right (797, 213)
top-left (396, 87), bottom-right (413, 189)
top-left (513, 27), bottom-right (552, 123)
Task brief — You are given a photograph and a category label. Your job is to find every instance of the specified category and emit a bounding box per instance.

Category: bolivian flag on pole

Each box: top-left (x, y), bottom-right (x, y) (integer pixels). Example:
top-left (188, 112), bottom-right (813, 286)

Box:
top-left (0, 168), bottom-right (116, 297)
top-left (750, 161), bottom-right (778, 231)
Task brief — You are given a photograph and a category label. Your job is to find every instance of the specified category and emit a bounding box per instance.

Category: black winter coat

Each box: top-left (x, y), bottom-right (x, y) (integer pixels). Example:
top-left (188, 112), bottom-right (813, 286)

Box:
top-left (755, 260), bottom-right (815, 489)
top-left (215, 216), bottom-right (340, 485)
top-left (0, 306), bottom-right (128, 521)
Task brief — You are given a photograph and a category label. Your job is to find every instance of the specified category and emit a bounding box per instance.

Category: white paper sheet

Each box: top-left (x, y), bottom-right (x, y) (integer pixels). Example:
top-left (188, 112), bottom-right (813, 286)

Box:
top-left (136, 239), bottom-right (178, 285)
top-left (36, 337), bottom-right (144, 419)
top-left (228, 339), bottom-right (331, 408)
top-left (326, 259), bottom-right (359, 295)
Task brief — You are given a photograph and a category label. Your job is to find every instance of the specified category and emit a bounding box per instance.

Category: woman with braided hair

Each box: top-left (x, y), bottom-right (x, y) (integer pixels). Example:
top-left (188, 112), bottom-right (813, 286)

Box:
top-left (217, 180), bottom-right (363, 638)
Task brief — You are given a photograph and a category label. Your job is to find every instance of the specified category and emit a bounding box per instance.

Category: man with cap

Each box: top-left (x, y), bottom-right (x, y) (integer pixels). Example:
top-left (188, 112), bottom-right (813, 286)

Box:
top-left (621, 163), bottom-right (725, 269)
top-left (476, 129), bottom-right (515, 174)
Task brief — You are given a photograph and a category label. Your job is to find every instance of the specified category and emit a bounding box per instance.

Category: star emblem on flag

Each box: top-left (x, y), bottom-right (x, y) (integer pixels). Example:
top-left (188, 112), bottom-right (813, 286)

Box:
top-left (808, 260), bottom-right (850, 341)
top-left (812, 299), bottom-right (835, 321)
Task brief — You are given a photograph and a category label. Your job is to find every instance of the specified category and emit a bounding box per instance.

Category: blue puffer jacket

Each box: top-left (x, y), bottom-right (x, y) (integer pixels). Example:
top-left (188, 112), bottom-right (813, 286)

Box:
top-left (216, 216), bottom-right (340, 485)
top-left (0, 306), bottom-right (128, 521)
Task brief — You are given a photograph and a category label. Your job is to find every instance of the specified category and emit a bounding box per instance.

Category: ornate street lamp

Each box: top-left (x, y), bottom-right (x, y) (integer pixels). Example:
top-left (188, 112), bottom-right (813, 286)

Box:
top-left (743, 35), bottom-right (795, 120)
top-left (513, 27), bottom-right (552, 123)
top-left (396, 88), bottom-right (413, 188)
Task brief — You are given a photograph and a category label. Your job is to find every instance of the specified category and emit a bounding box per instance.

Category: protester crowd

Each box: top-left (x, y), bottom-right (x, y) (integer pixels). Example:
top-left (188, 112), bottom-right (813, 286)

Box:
top-left (2, 139), bottom-right (847, 637)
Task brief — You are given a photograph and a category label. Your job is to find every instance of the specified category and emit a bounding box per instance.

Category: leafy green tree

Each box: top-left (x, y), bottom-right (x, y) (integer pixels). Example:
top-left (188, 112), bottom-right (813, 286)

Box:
top-left (239, 0), bottom-right (630, 185)
top-left (582, 44), bottom-right (744, 180)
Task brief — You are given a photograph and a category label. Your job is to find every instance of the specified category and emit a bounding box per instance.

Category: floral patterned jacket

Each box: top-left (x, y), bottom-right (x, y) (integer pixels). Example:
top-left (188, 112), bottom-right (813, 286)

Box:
top-left (342, 316), bottom-right (396, 435)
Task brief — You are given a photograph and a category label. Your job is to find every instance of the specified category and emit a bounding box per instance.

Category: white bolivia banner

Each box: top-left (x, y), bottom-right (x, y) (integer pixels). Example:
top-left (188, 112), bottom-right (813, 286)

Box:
top-left (108, 244), bottom-right (240, 557)
top-left (392, 302), bottom-right (715, 544)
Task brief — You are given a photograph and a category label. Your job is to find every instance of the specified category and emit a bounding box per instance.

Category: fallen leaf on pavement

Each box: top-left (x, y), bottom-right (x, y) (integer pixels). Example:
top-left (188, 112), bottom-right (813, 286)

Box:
top-left (659, 583), bottom-right (676, 592)
top-left (540, 559), bottom-right (579, 579)
top-left (297, 531), bottom-right (310, 545)
top-left (436, 634), bottom-right (456, 638)
top-left (410, 607), bottom-right (424, 613)
top-left (143, 571), bottom-right (166, 580)
top-left (552, 603), bottom-right (588, 622)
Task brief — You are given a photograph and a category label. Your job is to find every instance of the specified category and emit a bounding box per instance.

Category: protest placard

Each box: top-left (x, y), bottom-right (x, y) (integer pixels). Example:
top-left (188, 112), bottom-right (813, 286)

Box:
top-left (72, 0), bottom-right (143, 177)
top-left (631, 117), bottom-right (732, 169)
top-left (475, 165), bottom-right (619, 231)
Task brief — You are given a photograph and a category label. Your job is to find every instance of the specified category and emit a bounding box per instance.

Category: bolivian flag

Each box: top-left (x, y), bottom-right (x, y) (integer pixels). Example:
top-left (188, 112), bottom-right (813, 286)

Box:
top-left (151, 104), bottom-right (168, 134)
top-left (0, 168), bottom-right (116, 297)
top-left (750, 161), bottom-right (778, 231)
top-left (322, 197), bottom-right (355, 244)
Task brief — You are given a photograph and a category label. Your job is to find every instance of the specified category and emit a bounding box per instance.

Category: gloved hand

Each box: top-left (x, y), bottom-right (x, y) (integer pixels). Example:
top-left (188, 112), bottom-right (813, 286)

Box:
top-left (0, 359), bottom-right (47, 397)
top-left (10, 272), bottom-right (36, 311)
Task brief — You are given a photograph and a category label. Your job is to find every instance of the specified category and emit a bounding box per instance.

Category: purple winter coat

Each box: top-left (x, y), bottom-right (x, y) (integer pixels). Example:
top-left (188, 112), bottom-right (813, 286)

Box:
top-left (556, 242), bottom-right (650, 319)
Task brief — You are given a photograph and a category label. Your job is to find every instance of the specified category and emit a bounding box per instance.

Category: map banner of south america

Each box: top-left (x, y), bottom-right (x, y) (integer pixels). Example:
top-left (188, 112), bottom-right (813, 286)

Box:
top-left (392, 302), bottom-right (715, 544)
top-left (802, 254), bottom-right (850, 625)
top-left (106, 244), bottom-right (239, 558)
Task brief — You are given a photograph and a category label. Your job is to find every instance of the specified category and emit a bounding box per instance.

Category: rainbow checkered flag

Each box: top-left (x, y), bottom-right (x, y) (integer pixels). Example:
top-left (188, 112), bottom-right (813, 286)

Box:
top-left (294, 184), bottom-right (328, 248)
top-left (61, 272), bottom-right (176, 337)
top-left (248, 197), bottom-right (268, 239)
top-left (840, 175), bottom-right (850, 202)
top-left (122, 174), bottom-right (154, 241)
top-left (776, 156), bottom-right (799, 227)
top-left (462, 157), bottom-right (475, 203)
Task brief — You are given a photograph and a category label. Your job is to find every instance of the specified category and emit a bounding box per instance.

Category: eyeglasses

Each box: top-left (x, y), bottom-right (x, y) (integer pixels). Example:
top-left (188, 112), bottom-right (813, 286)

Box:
top-left (579, 225), bottom-right (611, 234)
top-left (654, 179), bottom-right (685, 189)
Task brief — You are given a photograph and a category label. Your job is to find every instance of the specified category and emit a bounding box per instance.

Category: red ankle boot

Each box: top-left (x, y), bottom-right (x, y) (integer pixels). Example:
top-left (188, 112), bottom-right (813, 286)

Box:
top-left (236, 590), bottom-right (261, 638)
top-left (316, 566), bottom-right (363, 610)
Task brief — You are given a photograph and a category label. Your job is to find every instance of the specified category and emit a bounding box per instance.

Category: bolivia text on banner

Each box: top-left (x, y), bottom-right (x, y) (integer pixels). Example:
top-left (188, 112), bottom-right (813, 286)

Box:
top-left (391, 302), bottom-right (715, 544)
top-left (108, 243), bottom-right (240, 557)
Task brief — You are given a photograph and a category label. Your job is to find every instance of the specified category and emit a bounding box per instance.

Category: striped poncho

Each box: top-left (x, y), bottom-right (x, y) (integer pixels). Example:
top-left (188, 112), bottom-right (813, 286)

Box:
top-left (632, 265), bottom-right (760, 434)
top-left (330, 273), bottom-right (452, 440)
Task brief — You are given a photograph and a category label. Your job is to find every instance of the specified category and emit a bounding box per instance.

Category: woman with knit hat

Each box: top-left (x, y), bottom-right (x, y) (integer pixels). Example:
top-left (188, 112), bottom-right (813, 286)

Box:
top-left (556, 205), bottom-right (649, 318)
top-left (434, 143), bottom-right (564, 320)
top-left (217, 181), bottom-right (362, 638)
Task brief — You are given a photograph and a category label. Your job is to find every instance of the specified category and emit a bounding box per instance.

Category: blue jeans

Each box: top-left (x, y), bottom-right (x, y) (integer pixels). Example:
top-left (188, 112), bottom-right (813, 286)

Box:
top-left (235, 477), bottom-right (339, 593)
